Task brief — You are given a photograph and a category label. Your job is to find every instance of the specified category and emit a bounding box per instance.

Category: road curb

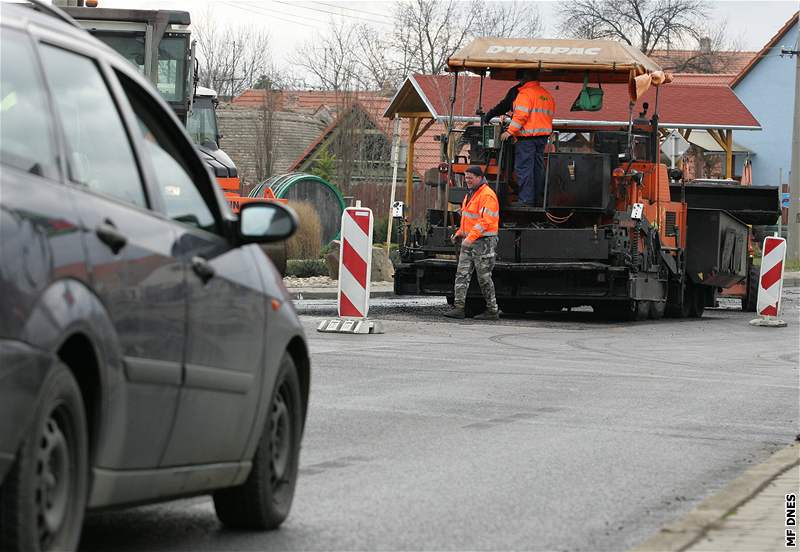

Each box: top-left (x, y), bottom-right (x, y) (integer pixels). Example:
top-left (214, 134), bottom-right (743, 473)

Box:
top-left (632, 442), bottom-right (800, 552)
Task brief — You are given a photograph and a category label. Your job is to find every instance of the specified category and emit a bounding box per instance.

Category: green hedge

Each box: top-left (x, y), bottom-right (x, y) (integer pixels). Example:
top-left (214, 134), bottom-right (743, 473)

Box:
top-left (285, 259), bottom-right (328, 278)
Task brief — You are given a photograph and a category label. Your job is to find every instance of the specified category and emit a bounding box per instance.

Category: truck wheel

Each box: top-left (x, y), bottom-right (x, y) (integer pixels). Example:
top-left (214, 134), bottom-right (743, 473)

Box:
top-left (649, 300), bottom-right (666, 320)
top-left (743, 264), bottom-right (759, 312)
top-left (0, 362), bottom-right (88, 552)
top-left (667, 283), bottom-right (692, 318)
top-left (214, 353), bottom-right (302, 530)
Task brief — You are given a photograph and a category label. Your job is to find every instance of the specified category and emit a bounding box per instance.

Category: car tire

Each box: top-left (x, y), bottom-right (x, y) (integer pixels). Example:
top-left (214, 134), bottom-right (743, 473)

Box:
top-left (213, 353), bottom-right (302, 530)
top-left (0, 362), bottom-right (88, 552)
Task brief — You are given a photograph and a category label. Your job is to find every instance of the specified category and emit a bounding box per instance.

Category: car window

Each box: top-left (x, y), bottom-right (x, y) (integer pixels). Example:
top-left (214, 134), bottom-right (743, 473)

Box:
top-left (0, 28), bottom-right (57, 179)
top-left (118, 72), bottom-right (218, 234)
top-left (39, 44), bottom-right (147, 209)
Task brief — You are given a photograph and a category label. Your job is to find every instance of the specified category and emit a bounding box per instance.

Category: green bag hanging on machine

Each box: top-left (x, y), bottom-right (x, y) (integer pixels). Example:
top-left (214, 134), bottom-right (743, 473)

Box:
top-left (570, 72), bottom-right (603, 112)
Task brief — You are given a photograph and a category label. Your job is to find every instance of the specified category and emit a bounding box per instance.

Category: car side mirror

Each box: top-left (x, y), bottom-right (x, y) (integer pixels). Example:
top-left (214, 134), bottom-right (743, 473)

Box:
top-left (238, 201), bottom-right (297, 244)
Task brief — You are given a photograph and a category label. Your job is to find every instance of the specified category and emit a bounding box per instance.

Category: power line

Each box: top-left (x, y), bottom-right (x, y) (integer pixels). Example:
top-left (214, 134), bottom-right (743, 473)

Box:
top-left (235, 0), bottom-right (332, 26)
top-left (264, 0), bottom-right (394, 27)
top-left (308, 1), bottom-right (393, 21)
top-left (219, 0), bottom-right (325, 29)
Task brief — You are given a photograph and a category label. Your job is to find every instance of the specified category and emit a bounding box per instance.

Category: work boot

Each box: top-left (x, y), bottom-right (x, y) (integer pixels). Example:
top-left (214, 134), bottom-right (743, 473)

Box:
top-left (474, 309), bottom-right (499, 320)
top-left (443, 307), bottom-right (465, 319)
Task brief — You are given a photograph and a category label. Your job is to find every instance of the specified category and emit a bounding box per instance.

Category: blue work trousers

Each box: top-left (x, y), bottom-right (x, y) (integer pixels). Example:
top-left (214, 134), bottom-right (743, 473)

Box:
top-left (514, 136), bottom-right (548, 205)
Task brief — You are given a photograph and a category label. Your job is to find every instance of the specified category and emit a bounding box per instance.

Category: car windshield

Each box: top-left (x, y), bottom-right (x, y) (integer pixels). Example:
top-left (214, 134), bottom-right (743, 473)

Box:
top-left (186, 97), bottom-right (218, 146)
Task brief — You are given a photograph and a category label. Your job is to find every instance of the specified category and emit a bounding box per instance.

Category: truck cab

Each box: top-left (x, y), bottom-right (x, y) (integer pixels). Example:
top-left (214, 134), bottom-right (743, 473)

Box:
top-left (61, 4), bottom-right (241, 194)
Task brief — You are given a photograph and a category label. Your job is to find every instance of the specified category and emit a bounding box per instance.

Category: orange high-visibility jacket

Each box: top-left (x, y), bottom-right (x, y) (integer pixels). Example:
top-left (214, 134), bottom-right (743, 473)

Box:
top-left (507, 81), bottom-right (555, 138)
top-left (460, 182), bottom-right (500, 242)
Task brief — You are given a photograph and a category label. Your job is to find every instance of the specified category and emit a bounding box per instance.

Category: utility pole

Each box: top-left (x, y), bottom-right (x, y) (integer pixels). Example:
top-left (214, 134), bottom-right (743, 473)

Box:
top-left (783, 43), bottom-right (800, 262)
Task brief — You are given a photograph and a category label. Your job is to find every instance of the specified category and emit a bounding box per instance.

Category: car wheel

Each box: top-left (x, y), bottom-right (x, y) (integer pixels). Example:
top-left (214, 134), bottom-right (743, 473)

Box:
top-left (0, 362), bottom-right (88, 552)
top-left (213, 353), bottom-right (302, 530)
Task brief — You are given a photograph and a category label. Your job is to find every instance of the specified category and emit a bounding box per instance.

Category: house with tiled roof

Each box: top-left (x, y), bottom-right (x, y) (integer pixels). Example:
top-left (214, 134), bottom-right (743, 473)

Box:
top-left (216, 103), bottom-right (328, 190)
top-left (220, 88), bottom-right (448, 221)
top-left (649, 48), bottom-right (756, 75)
top-left (730, 11), bottom-right (799, 188)
top-left (285, 97), bottom-right (443, 222)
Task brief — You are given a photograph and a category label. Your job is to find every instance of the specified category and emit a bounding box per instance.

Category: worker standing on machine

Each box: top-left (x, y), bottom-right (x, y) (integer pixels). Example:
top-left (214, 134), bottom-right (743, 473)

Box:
top-left (444, 166), bottom-right (500, 320)
top-left (499, 70), bottom-right (555, 207)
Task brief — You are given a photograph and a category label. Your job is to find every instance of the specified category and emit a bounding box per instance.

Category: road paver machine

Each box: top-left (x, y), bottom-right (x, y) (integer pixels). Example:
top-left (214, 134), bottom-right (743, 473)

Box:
top-left (394, 38), bottom-right (780, 319)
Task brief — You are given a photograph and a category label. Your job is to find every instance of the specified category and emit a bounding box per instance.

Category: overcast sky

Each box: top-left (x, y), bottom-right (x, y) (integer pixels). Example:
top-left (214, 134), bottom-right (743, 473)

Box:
top-left (71, 0), bottom-right (800, 70)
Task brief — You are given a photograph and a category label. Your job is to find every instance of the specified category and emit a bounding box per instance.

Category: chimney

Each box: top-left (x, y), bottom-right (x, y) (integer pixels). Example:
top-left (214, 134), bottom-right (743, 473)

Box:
top-left (699, 37), bottom-right (712, 53)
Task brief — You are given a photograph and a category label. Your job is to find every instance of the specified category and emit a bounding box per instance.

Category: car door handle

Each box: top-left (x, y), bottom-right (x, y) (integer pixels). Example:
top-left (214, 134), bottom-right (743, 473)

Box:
top-left (191, 256), bottom-right (215, 283)
top-left (95, 220), bottom-right (127, 254)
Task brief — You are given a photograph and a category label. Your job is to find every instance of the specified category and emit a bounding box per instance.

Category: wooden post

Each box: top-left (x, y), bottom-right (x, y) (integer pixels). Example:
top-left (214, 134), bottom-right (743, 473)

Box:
top-left (725, 129), bottom-right (733, 179)
top-left (405, 117), bottom-right (420, 217)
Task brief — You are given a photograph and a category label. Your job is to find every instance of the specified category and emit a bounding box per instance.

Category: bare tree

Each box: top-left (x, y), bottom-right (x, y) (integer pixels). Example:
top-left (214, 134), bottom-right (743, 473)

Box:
top-left (289, 0), bottom-right (543, 92)
top-left (391, 0), bottom-right (543, 76)
top-left (194, 10), bottom-right (273, 98)
top-left (661, 23), bottom-right (744, 73)
top-left (557, 0), bottom-right (710, 55)
top-left (354, 24), bottom-right (399, 93)
top-left (290, 21), bottom-right (366, 91)
top-left (254, 76), bottom-right (278, 182)
top-left (391, 0), bottom-right (479, 76)
top-left (477, 1), bottom-right (543, 39)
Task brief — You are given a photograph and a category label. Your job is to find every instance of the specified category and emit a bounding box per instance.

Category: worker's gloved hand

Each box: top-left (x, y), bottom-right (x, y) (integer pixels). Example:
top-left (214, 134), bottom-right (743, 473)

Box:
top-left (450, 233), bottom-right (459, 245)
top-left (500, 131), bottom-right (512, 142)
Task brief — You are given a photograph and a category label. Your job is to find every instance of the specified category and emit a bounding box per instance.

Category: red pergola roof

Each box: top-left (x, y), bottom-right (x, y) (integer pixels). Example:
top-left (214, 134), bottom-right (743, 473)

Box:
top-left (387, 74), bottom-right (760, 130)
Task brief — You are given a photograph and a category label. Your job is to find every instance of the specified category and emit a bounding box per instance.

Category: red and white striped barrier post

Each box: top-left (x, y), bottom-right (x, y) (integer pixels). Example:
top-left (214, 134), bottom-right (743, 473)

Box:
top-left (317, 204), bottom-right (384, 334)
top-left (338, 206), bottom-right (373, 319)
top-left (750, 236), bottom-right (788, 327)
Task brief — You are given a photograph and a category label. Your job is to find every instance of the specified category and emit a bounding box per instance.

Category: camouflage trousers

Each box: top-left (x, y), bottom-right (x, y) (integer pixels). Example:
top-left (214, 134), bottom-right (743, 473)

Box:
top-left (453, 236), bottom-right (498, 312)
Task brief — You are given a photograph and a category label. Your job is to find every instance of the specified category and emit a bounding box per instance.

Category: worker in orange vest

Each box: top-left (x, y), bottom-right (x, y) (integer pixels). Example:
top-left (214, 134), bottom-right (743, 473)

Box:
top-left (444, 166), bottom-right (500, 320)
top-left (498, 70), bottom-right (555, 207)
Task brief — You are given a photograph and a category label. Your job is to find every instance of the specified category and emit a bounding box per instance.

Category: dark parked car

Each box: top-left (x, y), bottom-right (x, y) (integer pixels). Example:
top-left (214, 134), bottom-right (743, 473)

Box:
top-left (0, 3), bottom-right (310, 551)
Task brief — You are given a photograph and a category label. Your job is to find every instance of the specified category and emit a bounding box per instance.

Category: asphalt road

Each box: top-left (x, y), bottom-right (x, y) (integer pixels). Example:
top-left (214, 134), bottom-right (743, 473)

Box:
top-left (79, 289), bottom-right (799, 552)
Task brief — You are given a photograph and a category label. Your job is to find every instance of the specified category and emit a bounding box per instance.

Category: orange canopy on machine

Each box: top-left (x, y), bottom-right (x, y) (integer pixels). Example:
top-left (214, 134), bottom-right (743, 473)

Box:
top-left (446, 38), bottom-right (671, 100)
